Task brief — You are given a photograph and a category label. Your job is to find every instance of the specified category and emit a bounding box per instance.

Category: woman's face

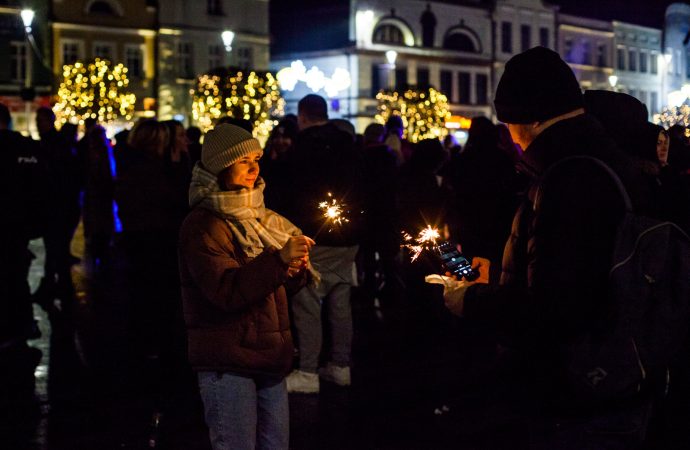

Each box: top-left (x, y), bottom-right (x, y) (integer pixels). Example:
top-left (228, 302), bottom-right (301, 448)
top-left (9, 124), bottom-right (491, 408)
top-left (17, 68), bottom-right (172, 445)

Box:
top-left (175, 126), bottom-right (188, 151)
top-left (657, 131), bottom-right (670, 165)
top-left (272, 133), bottom-right (292, 155)
top-left (219, 151), bottom-right (262, 190)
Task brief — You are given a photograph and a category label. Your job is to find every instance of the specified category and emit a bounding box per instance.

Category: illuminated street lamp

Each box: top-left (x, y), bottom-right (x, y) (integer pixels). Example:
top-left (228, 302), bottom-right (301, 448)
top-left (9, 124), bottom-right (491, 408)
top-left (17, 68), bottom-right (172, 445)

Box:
top-left (20, 9), bottom-right (34, 32)
top-left (21, 9), bottom-right (34, 135)
top-left (608, 75), bottom-right (618, 91)
top-left (384, 50), bottom-right (398, 90)
top-left (221, 30), bottom-right (235, 52)
top-left (385, 50), bottom-right (398, 68)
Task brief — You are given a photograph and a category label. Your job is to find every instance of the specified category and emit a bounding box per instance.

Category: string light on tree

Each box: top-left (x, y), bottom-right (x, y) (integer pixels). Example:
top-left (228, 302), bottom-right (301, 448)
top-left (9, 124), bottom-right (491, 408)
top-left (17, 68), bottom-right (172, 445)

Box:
top-left (53, 59), bottom-right (136, 125)
top-left (191, 68), bottom-right (285, 141)
top-left (653, 104), bottom-right (690, 130)
top-left (375, 87), bottom-right (451, 143)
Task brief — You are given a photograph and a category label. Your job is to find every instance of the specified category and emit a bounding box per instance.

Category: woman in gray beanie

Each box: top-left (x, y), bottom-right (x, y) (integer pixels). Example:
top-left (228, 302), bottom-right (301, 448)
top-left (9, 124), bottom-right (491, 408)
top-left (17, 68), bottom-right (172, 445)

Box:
top-left (178, 123), bottom-right (315, 450)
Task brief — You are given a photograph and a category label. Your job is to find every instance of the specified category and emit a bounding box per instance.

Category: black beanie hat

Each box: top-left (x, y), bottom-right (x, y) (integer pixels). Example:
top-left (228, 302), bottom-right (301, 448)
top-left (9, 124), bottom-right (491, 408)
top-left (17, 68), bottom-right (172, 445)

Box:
top-left (494, 46), bottom-right (584, 124)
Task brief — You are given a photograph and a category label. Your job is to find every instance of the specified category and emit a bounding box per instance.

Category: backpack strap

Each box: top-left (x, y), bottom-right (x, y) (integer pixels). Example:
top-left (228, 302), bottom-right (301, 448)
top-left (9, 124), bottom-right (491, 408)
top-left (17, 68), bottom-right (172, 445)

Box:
top-left (537, 155), bottom-right (633, 213)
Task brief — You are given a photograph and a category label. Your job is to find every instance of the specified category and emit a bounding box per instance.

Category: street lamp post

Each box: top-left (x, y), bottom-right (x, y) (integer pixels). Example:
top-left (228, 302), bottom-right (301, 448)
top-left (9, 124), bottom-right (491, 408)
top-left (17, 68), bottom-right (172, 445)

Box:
top-left (222, 30), bottom-right (235, 52)
top-left (608, 75), bottom-right (618, 91)
top-left (385, 50), bottom-right (397, 89)
top-left (21, 9), bottom-right (34, 135)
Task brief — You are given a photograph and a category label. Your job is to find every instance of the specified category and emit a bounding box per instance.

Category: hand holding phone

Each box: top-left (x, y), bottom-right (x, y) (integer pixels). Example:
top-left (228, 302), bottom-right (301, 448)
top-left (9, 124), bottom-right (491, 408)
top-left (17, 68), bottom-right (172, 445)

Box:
top-left (436, 241), bottom-right (479, 281)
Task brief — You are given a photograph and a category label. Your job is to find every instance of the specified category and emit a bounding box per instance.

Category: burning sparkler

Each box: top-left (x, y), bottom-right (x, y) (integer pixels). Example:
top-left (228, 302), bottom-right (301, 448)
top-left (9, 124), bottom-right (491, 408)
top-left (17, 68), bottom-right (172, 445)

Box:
top-left (402, 225), bottom-right (441, 262)
top-left (318, 192), bottom-right (349, 232)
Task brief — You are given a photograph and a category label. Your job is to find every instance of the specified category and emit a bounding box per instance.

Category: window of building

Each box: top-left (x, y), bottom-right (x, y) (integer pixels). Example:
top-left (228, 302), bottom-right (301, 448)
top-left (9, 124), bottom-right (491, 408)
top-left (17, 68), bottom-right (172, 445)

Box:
top-left (617, 47), bottom-right (626, 70)
top-left (520, 25), bottom-right (531, 52)
top-left (457, 72), bottom-right (471, 104)
top-left (417, 67), bottom-right (429, 88)
top-left (650, 92), bottom-right (658, 112)
top-left (582, 40), bottom-right (592, 66)
top-left (476, 73), bottom-right (488, 105)
top-left (564, 38), bottom-right (574, 63)
top-left (371, 64), bottom-right (384, 96)
top-left (596, 43), bottom-right (606, 67)
top-left (395, 67), bottom-right (408, 90)
top-left (638, 90), bottom-right (647, 106)
top-left (501, 22), bottom-right (512, 53)
top-left (443, 31), bottom-right (478, 53)
top-left (89, 0), bottom-right (117, 15)
top-left (62, 40), bottom-right (83, 66)
top-left (628, 89), bottom-right (637, 99)
top-left (208, 44), bottom-right (223, 70)
top-left (628, 48), bottom-right (637, 71)
top-left (686, 50), bottom-right (690, 79)
top-left (440, 70), bottom-right (453, 101)
top-left (176, 42), bottom-right (194, 78)
top-left (93, 42), bottom-right (114, 61)
top-left (125, 45), bottom-right (143, 78)
top-left (10, 41), bottom-right (27, 82)
top-left (373, 24), bottom-right (405, 45)
top-left (676, 49), bottom-right (682, 75)
top-left (539, 27), bottom-right (549, 48)
top-left (667, 48), bottom-right (674, 74)
top-left (207, 0), bottom-right (223, 15)
top-left (650, 51), bottom-right (658, 74)
top-left (236, 46), bottom-right (252, 70)
top-left (639, 51), bottom-right (647, 73)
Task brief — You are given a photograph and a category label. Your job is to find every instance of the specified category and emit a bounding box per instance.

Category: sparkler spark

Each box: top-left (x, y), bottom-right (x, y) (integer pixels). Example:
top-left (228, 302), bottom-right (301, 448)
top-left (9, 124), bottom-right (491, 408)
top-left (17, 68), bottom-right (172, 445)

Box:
top-left (402, 225), bottom-right (440, 262)
top-left (318, 192), bottom-right (349, 231)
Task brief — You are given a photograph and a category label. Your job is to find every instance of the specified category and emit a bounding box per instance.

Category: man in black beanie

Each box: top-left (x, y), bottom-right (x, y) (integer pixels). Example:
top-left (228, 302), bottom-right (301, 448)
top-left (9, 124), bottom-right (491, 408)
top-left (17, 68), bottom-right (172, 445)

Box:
top-left (442, 47), bottom-right (652, 448)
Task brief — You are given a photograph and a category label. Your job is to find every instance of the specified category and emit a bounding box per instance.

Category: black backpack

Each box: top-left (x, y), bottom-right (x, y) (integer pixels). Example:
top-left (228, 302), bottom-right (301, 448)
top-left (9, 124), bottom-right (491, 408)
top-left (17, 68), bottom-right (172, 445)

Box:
top-left (544, 156), bottom-right (690, 402)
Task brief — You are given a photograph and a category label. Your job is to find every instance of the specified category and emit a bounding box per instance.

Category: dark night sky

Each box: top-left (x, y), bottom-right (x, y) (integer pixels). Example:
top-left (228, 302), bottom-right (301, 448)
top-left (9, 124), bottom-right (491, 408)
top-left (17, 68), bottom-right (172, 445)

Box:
top-left (549, 0), bottom-right (684, 28)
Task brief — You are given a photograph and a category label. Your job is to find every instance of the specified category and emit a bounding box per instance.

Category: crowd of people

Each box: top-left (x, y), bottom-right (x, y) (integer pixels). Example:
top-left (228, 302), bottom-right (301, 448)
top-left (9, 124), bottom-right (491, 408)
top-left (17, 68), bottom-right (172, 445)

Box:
top-left (2, 45), bottom-right (690, 449)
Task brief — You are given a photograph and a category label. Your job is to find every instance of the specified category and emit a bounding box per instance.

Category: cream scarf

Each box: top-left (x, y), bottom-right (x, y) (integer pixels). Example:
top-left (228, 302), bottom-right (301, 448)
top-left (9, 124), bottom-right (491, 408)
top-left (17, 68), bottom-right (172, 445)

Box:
top-left (189, 163), bottom-right (300, 258)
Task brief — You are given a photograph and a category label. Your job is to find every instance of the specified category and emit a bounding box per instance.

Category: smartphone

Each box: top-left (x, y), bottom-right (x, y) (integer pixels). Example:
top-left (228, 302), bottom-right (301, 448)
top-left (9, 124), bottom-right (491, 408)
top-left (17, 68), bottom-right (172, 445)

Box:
top-left (436, 241), bottom-right (479, 281)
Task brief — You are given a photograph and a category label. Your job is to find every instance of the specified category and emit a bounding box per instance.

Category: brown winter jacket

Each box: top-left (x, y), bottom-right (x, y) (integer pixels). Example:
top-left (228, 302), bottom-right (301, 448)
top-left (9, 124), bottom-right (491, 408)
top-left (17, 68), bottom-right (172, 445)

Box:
top-left (178, 207), bottom-right (299, 376)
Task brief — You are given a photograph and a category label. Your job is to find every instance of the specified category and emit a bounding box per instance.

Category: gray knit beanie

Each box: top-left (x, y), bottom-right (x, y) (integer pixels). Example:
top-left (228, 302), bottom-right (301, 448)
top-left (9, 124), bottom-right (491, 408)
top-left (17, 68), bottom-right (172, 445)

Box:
top-left (201, 123), bottom-right (262, 175)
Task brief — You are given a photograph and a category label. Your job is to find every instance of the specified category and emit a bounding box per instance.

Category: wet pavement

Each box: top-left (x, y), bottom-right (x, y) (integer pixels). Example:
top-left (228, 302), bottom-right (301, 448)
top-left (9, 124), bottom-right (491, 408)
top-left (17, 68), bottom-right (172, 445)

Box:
top-left (1, 231), bottom-right (543, 450)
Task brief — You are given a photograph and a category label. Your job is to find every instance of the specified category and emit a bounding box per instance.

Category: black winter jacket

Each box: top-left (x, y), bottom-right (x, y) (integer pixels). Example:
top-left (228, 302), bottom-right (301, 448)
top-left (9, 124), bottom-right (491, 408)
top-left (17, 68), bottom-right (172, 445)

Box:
top-left (463, 114), bottom-right (635, 391)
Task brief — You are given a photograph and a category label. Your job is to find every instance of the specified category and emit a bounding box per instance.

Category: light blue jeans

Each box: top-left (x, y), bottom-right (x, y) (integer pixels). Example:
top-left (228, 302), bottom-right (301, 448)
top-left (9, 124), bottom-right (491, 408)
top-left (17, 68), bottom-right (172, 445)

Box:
top-left (197, 372), bottom-right (289, 450)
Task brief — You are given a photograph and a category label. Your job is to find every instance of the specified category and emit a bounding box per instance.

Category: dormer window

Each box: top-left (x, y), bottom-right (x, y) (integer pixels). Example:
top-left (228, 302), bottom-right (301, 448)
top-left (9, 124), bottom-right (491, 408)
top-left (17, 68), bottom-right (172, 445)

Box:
top-left (373, 24), bottom-right (404, 45)
top-left (89, 1), bottom-right (116, 15)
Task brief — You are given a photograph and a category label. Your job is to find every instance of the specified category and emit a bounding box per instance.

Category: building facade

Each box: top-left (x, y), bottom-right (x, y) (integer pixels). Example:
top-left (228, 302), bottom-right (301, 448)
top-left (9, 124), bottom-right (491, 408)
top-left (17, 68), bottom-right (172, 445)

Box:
top-left (157, 0), bottom-right (270, 122)
top-left (557, 14), bottom-right (614, 92)
top-left (0, 0), bottom-right (52, 135)
top-left (271, 0), bottom-right (674, 132)
top-left (611, 21), bottom-right (663, 113)
top-left (51, 0), bottom-right (158, 120)
top-left (271, 0), bottom-right (495, 132)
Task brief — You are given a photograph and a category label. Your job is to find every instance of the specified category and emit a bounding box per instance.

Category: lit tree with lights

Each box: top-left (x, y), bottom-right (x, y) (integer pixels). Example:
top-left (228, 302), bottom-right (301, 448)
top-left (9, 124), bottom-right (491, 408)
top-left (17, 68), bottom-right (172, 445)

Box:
top-left (54, 59), bottom-right (136, 125)
top-left (375, 87), bottom-right (451, 143)
top-left (191, 68), bottom-right (285, 140)
top-left (653, 104), bottom-right (690, 129)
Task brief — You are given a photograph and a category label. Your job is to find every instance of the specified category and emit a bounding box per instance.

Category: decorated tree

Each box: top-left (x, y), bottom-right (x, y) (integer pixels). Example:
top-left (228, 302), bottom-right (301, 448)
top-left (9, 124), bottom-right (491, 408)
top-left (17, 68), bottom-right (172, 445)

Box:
top-left (653, 104), bottom-right (690, 130)
top-left (53, 59), bottom-right (136, 125)
top-left (191, 68), bottom-right (285, 140)
top-left (375, 87), bottom-right (451, 143)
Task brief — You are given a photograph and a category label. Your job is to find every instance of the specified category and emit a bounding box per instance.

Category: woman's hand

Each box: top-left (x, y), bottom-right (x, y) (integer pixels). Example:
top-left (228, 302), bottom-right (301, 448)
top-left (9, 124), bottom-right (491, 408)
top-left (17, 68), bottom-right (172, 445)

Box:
top-left (279, 235), bottom-right (315, 265)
